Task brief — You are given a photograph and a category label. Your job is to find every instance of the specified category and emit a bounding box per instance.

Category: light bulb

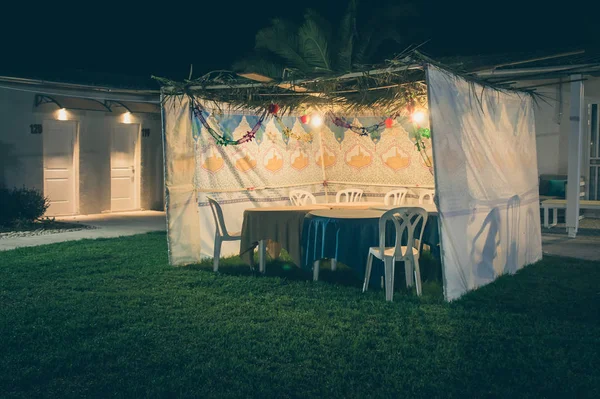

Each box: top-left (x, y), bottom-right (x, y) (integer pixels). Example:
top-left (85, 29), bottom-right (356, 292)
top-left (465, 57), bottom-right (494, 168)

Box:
top-left (57, 108), bottom-right (68, 121)
top-left (310, 113), bottom-right (323, 127)
top-left (411, 110), bottom-right (426, 124)
top-left (123, 112), bottom-right (132, 124)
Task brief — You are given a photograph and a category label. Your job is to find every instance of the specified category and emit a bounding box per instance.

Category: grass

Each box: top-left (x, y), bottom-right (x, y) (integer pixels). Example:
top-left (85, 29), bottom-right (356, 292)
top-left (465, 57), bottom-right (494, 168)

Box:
top-left (0, 232), bottom-right (599, 398)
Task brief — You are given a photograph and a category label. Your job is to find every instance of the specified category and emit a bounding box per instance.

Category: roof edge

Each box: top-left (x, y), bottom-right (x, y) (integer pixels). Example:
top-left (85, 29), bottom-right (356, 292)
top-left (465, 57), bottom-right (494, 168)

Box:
top-left (0, 75), bottom-right (161, 103)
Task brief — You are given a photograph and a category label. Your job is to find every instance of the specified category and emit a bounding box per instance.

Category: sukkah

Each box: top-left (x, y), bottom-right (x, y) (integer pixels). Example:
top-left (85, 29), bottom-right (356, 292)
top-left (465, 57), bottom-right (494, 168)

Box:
top-left (157, 50), bottom-right (543, 301)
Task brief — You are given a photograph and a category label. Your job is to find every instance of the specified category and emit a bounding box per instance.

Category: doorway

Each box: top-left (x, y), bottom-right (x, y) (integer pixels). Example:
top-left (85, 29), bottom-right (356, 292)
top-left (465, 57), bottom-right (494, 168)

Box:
top-left (43, 120), bottom-right (78, 216)
top-left (111, 124), bottom-right (140, 211)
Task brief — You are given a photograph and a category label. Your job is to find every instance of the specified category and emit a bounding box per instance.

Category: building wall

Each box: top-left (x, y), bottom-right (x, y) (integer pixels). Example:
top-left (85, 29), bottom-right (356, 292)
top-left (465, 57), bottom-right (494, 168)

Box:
top-left (530, 76), bottom-right (600, 178)
top-left (0, 87), bottom-right (164, 215)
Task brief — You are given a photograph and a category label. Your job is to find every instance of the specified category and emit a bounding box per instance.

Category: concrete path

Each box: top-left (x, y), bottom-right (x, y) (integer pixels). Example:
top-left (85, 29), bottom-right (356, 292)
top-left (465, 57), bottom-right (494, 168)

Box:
top-left (541, 218), bottom-right (600, 261)
top-left (2, 210), bottom-right (599, 263)
top-left (542, 233), bottom-right (600, 261)
top-left (0, 211), bottom-right (166, 251)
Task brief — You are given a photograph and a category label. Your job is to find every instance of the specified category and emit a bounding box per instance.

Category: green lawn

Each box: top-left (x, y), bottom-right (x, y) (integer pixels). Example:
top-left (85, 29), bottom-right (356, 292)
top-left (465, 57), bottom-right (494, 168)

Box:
top-left (1, 232), bottom-right (599, 398)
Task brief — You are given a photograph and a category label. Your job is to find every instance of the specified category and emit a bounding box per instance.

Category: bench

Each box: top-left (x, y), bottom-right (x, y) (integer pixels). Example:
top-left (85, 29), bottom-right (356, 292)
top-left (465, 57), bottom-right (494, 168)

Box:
top-left (541, 199), bottom-right (600, 228)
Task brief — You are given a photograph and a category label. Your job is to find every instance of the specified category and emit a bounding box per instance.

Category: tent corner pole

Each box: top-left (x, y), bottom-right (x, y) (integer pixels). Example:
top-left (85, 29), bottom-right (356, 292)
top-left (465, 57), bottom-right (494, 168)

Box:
top-left (566, 74), bottom-right (584, 238)
top-left (424, 65), bottom-right (448, 301)
top-left (318, 128), bottom-right (329, 202)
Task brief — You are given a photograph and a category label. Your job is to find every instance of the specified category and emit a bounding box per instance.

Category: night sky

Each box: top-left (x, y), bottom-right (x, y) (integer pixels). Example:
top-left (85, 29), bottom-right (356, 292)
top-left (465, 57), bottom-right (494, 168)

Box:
top-left (1, 0), bottom-right (595, 82)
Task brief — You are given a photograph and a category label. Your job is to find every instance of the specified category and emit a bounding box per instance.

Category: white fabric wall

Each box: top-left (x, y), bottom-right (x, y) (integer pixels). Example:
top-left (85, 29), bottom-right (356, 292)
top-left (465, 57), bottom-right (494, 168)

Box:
top-left (428, 66), bottom-right (543, 301)
top-left (163, 98), bottom-right (435, 261)
top-left (163, 95), bottom-right (202, 265)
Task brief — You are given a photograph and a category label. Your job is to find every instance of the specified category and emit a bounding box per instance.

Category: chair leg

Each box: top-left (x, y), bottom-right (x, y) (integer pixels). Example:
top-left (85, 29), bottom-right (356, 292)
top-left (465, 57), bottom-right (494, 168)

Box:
top-left (258, 240), bottom-right (266, 274)
top-left (213, 236), bottom-right (221, 272)
top-left (331, 259), bottom-right (337, 271)
top-left (313, 260), bottom-right (320, 281)
top-left (404, 259), bottom-right (414, 288)
top-left (413, 255), bottom-right (423, 296)
top-left (384, 257), bottom-right (395, 302)
top-left (391, 257), bottom-right (397, 292)
top-left (363, 253), bottom-right (373, 292)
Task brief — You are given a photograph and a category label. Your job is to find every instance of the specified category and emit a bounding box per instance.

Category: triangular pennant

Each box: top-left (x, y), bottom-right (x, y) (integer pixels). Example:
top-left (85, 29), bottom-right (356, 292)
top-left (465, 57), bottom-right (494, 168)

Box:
top-left (191, 109), bottom-right (209, 141)
top-left (245, 115), bottom-right (266, 145)
top-left (358, 116), bottom-right (383, 144)
top-left (275, 116), bottom-right (296, 144)
top-left (326, 120), bottom-right (346, 143)
top-left (215, 115), bottom-right (243, 142)
top-left (298, 120), bottom-right (313, 143)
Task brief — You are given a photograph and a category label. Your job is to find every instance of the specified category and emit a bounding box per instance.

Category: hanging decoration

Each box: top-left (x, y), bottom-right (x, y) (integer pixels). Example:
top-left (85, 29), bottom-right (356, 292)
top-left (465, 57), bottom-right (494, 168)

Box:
top-left (358, 116), bottom-right (384, 144)
top-left (326, 109), bottom-right (433, 172)
top-left (268, 103), bottom-right (280, 115)
top-left (411, 125), bottom-right (433, 169)
top-left (326, 111), bottom-right (400, 136)
top-left (191, 98), bottom-right (266, 146)
top-left (191, 94), bottom-right (432, 171)
top-left (274, 115), bottom-right (313, 143)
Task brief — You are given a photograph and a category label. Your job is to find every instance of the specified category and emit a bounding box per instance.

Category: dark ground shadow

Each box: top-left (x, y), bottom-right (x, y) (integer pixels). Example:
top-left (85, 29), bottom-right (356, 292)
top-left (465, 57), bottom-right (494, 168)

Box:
top-left (186, 249), bottom-right (443, 293)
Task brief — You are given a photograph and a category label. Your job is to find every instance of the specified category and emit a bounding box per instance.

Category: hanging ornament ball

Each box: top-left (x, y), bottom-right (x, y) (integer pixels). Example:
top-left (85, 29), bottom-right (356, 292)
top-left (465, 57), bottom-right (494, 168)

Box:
top-left (269, 104), bottom-right (280, 115)
top-left (300, 114), bottom-right (310, 124)
top-left (385, 117), bottom-right (394, 129)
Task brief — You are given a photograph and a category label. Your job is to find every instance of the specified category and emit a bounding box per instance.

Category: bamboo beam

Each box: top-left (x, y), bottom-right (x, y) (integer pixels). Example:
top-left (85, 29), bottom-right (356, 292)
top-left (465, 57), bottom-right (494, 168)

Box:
top-left (470, 50), bottom-right (586, 74)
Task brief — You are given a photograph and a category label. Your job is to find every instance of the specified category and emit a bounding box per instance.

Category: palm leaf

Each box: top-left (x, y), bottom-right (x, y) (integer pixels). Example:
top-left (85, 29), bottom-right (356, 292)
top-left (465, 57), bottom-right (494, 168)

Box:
top-left (256, 18), bottom-right (312, 72)
top-left (231, 56), bottom-right (285, 81)
top-left (353, 3), bottom-right (418, 66)
top-left (298, 11), bottom-right (332, 72)
top-left (334, 0), bottom-right (357, 72)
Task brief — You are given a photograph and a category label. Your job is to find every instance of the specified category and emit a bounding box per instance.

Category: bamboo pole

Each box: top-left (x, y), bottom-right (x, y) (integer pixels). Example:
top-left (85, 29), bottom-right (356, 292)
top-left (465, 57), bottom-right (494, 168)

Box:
top-left (196, 181), bottom-right (324, 193)
top-left (326, 181), bottom-right (434, 189)
top-left (317, 129), bottom-right (329, 202)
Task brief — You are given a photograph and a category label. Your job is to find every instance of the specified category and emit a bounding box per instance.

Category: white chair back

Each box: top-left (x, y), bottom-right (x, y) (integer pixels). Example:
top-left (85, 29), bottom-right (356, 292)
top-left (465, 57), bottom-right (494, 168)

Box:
top-left (335, 188), bottom-right (364, 203)
top-left (384, 188), bottom-right (409, 206)
top-left (378, 207), bottom-right (428, 261)
top-left (207, 197), bottom-right (232, 238)
top-left (289, 189), bottom-right (316, 206)
top-left (418, 189), bottom-right (435, 205)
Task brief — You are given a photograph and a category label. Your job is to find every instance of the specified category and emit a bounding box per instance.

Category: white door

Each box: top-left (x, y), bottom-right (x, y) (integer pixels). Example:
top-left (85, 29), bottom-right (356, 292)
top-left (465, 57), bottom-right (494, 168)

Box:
top-left (111, 124), bottom-right (139, 211)
top-left (43, 120), bottom-right (77, 216)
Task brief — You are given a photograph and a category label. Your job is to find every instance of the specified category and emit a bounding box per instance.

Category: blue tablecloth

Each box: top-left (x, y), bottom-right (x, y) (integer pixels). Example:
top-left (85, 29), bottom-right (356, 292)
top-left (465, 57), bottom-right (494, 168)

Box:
top-left (301, 211), bottom-right (439, 286)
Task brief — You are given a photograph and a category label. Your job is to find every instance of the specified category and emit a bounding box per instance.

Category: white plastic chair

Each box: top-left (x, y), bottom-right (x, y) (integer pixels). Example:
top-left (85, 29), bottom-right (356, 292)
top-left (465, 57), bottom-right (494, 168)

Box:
top-left (335, 188), bottom-right (364, 203)
top-left (289, 189), bottom-right (316, 206)
top-left (418, 189), bottom-right (435, 204)
top-left (207, 197), bottom-right (241, 272)
top-left (384, 188), bottom-right (409, 206)
top-left (363, 207), bottom-right (428, 301)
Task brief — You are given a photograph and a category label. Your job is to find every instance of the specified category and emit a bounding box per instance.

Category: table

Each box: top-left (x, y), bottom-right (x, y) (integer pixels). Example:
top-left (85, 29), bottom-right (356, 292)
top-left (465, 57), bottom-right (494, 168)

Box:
top-left (369, 203), bottom-right (438, 214)
top-left (240, 205), bottom-right (327, 272)
top-left (541, 199), bottom-right (600, 228)
top-left (302, 208), bottom-right (440, 287)
top-left (320, 202), bottom-right (385, 210)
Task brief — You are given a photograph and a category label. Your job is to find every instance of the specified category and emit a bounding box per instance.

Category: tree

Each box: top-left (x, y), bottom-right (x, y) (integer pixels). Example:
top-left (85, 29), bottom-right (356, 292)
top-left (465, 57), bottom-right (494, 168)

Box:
top-left (233, 0), bottom-right (422, 80)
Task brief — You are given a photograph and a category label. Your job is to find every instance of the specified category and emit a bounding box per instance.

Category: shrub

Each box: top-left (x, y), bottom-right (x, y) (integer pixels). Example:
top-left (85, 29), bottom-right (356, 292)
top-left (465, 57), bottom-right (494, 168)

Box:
top-left (0, 186), bottom-right (50, 226)
top-left (0, 187), bottom-right (14, 226)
